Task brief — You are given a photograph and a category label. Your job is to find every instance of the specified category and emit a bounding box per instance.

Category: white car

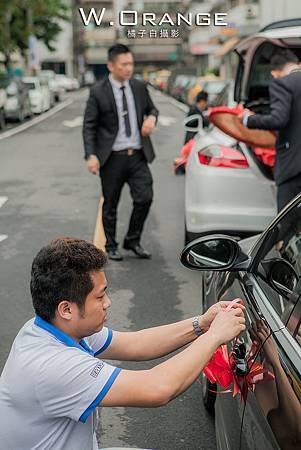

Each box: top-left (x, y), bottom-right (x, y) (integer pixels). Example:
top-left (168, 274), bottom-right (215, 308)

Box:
top-left (54, 74), bottom-right (80, 91)
top-left (38, 70), bottom-right (63, 103)
top-left (184, 121), bottom-right (277, 243)
top-left (22, 77), bottom-right (51, 114)
top-left (184, 21), bottom-right (301, 244)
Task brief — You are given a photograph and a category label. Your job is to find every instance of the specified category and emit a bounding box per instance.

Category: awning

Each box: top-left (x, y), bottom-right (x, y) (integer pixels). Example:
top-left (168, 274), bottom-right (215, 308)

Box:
top-left (214, 37), bottom-right (240, 57)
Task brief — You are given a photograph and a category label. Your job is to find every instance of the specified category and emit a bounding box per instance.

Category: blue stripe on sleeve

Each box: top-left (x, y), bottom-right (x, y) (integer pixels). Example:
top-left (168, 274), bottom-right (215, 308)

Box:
top-left (94, 329), bottom-right (113, 356)
top-left (79, 367), bottom-right (121, 423)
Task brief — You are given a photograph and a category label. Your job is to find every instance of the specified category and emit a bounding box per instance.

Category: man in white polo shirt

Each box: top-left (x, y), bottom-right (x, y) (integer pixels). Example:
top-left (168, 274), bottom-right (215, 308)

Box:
top-left (0, 237), bottom-right (245, 450)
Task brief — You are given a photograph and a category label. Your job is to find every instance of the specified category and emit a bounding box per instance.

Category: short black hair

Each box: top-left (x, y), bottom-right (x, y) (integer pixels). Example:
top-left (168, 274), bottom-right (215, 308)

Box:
top-left (108, 44), bottom-right (131, 62)
top-left (31, 237), bottom-right (107, 322)
top-left (196, 91), bottom-right (208, 103)
top-left (271, 49), bottom-right (299, 70)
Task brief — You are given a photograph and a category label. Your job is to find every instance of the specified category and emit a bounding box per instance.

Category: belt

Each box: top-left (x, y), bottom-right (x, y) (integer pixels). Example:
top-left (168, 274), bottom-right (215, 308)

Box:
top-left (113, 148), bottom-right (141, 156)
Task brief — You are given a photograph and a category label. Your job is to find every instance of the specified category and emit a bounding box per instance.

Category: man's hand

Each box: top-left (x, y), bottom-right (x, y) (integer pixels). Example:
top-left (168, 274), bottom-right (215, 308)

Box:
top-left (86, 154), bottom-right (100, 175)
top-left (200, 300), bottom-right (245, 332)
top-left (141, 115), bottom-right (156, 137)
top-left (207, 308), bottom-right (246, 345)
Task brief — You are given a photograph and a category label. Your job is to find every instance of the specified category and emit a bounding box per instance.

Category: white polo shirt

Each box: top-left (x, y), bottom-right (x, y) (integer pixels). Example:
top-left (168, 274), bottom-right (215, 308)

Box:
top-left (0, 316), bottom-right (121, 450)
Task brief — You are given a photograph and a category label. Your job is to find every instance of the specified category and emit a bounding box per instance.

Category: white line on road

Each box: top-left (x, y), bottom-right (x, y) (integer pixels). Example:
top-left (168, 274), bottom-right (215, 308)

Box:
top-left (0, 196), bottom-right (8, 208)
top-left (0, 99), bottom-right (73, 141)
top-left (158, 116), bottom-right (177, 126)
top-left (0, 196), bottom-right (8, 243)
top-left (63, 116), bottom-right (83, 128)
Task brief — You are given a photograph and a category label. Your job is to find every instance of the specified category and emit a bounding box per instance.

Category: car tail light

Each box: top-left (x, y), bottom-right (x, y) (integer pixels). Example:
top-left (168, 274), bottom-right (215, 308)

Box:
top-left (198, 145), bottom-right (249, 169)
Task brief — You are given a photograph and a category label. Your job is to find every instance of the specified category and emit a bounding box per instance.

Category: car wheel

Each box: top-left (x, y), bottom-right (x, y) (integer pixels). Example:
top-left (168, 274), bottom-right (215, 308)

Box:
top-left (0, 109), bottom-right (6, 130)
top-left (201, 372), bottom-right (216, 416)
top-left (18, 109), bottom-right (25, 122)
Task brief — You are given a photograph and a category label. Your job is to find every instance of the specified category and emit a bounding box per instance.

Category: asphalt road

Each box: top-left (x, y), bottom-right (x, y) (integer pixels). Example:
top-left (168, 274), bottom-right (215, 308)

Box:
top-left (0, 88), bottom-right (216, 450)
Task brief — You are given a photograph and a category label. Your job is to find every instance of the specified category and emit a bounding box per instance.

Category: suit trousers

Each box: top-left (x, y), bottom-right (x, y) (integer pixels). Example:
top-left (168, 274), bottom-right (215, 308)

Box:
top-left (277, 172), bottom-right (301, 212)
top-left (99, 151), bottom-right (153, 250)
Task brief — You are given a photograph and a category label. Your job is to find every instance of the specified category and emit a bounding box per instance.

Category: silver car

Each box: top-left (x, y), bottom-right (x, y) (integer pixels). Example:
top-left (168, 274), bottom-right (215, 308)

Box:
top-left (185, 20), bottom-right (301, 244)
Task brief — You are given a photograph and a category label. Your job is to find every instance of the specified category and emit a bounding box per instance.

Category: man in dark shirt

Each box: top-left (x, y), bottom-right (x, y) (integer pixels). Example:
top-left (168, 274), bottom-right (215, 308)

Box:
top-left (184, 91), bottom-right (209, 144)
top-left (241, 49), bottom-right (301, 212)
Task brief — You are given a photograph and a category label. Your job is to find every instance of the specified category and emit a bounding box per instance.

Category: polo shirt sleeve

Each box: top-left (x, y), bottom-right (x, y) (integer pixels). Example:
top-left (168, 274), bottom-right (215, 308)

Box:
top-left (85, 326), bottom-right (113, 356)
top-left (36, 347), bottom-right (121, 423)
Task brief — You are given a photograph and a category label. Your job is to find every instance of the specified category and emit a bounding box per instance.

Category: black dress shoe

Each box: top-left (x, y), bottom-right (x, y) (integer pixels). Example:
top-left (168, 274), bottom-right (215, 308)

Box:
top-left (107, 249), bottom-right (123, 261)
top-left (123, 243), bottom-right (151, 259)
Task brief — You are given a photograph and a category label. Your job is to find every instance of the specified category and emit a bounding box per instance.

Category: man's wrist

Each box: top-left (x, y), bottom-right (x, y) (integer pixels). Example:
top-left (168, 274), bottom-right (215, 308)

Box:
top-left (192, 316), bottom-right (204, 337)
top-left (86, 154), bottom-right (97, 161)
top-left (242, 113), bottom-right (251, 127)
top-left (147, 115), bottom-right (157, 124)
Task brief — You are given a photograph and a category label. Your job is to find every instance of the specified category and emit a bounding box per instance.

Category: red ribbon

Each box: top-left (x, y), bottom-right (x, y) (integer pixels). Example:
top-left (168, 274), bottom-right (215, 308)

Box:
top-left (203, 299), bottom-right (275, 403)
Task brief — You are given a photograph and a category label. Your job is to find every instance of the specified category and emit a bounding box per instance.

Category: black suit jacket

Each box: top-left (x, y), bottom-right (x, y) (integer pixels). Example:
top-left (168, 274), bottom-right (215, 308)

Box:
top-left (83, 77), bottom-right (159, 166)
top-left (184, 105), bottom-right (209, 144)
top-left (247, 71), bottom-right (301, 186)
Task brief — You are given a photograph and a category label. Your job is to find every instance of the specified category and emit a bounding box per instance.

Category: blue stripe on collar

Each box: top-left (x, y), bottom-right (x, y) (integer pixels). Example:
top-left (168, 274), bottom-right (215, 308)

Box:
top-left (34, 315), bottom-right (94, 356)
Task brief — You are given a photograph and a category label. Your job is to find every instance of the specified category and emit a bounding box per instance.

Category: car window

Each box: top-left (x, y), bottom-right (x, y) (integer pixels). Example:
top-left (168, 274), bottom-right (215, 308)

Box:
top-left (24, 82), bottom-right (36, 90)
top-left (254, 199), bottom-right (301, 341)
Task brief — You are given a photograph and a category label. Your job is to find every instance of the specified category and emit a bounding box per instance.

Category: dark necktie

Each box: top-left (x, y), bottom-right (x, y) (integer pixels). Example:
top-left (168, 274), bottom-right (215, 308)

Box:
top-left (120, 85), bottom-right (132, 137)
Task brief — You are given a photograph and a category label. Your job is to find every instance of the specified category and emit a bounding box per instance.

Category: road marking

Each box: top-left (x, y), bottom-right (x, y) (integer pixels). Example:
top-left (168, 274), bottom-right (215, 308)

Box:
top-left (0, 99), bottom-right (73, 140)
top-left (63, 116), bottom-right (83, 128)
top-left (158, 115), bottom-right (177, 126)
top-left (0, 235), bottom-right (8, 243)
top-left (93, 197), bottom-right (106, 251)
top-left (0, 196), bottom-right (8, 208)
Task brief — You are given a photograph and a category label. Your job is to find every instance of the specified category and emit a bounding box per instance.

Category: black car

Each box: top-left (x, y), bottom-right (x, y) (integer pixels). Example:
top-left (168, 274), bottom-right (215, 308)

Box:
top-left (181, 193), bottom-right (301, 450)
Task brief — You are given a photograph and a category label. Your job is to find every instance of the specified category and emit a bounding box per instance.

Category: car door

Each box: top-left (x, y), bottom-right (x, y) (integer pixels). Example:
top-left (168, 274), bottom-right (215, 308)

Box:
top-left (238, 198), bottom-right (301, 449)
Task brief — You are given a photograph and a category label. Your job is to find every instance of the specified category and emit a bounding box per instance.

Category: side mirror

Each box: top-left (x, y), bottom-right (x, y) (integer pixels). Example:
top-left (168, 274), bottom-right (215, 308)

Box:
top-left (180, 235), bottom-right (249, 271)
top-left (183, 114), bottom-right (203, 132)
top-left (261, 259), bottom-right (299, 298)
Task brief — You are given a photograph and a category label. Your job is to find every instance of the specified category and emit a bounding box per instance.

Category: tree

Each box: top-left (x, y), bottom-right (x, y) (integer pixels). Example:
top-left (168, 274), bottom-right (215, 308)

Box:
top-left (0, 0), bottom-right (70, 71)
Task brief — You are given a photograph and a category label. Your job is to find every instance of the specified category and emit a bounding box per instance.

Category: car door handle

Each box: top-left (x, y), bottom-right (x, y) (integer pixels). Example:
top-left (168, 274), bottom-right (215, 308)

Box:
top-left (232, 342), bottom-right (250, 376)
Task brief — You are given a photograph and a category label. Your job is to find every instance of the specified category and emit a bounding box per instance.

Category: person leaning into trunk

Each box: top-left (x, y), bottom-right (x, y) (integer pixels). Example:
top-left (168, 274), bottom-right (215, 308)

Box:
top-left (83, 44), bottom-right (159, 261)
top-left (240, 49), bottom-right (301, 212)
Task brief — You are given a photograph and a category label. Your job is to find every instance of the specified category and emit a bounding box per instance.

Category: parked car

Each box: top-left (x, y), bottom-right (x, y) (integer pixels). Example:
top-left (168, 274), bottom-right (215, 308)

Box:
top-left (4, 78), bottom-right (32, 122)
top-left (187, 78), bottom-right (229, 106)
top-left (184, 19), bottom-right (301, 244)
top-left (83, 70), bottom-right (96, 87)
top-left (38, 70), bottom-right (63, 103)
top-left (54, 74), bottom-right (80, 91)
top-left (0, 80), bottom-right (7, 130)
top-left (180, 191), bottom-right (301, 450)
top-left (22, 76), bottom-right (51, 114)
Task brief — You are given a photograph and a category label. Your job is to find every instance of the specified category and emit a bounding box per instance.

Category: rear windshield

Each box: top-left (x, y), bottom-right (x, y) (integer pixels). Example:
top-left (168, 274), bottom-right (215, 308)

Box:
top-left (245, 42), bottom-right (301, 107)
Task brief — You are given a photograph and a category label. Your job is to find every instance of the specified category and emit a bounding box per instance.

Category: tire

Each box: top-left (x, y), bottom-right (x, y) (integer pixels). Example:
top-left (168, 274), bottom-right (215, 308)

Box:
top-left (0, 109), bottom-right (5, 130)
top-left (201, 372), bottom-right (216, 416)
top-left (18, 108), bottom-right (25, 122)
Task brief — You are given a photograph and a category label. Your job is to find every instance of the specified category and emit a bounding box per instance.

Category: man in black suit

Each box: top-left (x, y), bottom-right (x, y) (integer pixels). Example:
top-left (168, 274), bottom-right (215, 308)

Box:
top-left (241, 49), bottom-right (301, 212)
top-left (184, 91), bottom-right (209, 144)
top-left (83, 44), bottom-right (159, 261)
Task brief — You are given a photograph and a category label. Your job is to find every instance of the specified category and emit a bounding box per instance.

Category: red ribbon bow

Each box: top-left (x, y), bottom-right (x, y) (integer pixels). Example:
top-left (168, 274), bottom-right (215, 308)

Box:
top-left (203, 299), bottom-right (275, 403)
